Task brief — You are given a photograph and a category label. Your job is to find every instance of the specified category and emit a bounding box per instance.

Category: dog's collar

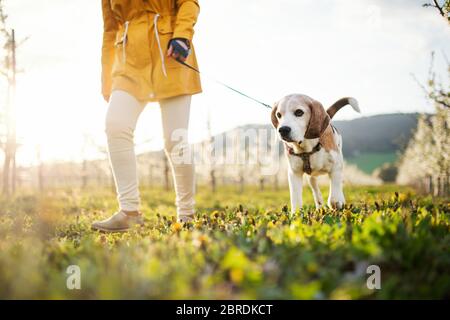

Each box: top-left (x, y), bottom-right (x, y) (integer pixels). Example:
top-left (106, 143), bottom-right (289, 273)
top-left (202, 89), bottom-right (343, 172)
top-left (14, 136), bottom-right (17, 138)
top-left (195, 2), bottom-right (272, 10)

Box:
top-left (285, 142), bottom-right (322, 175)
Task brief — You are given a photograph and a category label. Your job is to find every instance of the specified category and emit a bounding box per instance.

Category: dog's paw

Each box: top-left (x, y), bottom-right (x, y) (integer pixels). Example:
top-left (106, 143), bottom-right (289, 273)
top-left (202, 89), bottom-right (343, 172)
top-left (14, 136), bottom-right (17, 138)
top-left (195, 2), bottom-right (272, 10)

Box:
top-left (328, 191), bottom-right (345, 210)
top-left (328, 198), bottom-right (344, 210)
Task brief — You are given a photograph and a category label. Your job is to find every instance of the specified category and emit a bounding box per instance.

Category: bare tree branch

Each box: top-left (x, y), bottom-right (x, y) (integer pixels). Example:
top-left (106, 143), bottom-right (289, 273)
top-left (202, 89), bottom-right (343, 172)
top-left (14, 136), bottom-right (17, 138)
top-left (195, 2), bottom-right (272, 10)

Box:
top-left (433, 0), bottom-right (446, 16)
top-left (412, 51), bottom-right (450, 109)
top-left (423, 0), bottom-right (450, 23)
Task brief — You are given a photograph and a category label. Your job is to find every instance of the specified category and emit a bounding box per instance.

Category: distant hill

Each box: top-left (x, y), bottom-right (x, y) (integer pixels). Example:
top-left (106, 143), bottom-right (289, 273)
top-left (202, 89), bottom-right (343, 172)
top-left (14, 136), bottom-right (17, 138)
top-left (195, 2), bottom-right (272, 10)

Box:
top-left (333, 113), bottom-right (419, 173)
top-left (333, 113), bottom-right (419, 157)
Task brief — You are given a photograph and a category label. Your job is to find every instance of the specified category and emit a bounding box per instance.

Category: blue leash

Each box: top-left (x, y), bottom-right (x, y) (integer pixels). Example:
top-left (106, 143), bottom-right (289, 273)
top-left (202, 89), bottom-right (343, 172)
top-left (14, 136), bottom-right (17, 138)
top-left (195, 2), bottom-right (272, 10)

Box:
top-left (175, 59), bottom-right (272, 109)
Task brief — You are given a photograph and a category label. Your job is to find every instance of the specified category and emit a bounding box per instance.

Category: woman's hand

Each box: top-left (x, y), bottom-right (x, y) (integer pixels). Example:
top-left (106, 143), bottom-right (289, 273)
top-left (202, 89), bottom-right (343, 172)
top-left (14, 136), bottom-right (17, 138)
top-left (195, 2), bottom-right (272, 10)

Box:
top-left (167, 38), bottom-right (190, 62)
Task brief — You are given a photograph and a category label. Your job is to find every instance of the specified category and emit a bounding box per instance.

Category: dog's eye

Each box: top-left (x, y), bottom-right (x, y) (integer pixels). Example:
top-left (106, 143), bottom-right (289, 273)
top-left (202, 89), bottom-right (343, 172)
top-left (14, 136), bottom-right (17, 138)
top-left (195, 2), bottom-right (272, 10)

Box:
top-left (294, 109), bottom-right (304, 117)
top-left (276, 112), bottom-right (282, 118)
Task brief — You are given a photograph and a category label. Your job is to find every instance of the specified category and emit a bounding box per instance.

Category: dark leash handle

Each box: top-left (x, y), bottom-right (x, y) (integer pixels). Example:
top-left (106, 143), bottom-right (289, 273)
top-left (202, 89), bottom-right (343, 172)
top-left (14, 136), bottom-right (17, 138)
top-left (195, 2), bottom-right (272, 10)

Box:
top-left (175, 58), bottom-right (272, 110)
top-left (168, 39), bottom-right (190, 59)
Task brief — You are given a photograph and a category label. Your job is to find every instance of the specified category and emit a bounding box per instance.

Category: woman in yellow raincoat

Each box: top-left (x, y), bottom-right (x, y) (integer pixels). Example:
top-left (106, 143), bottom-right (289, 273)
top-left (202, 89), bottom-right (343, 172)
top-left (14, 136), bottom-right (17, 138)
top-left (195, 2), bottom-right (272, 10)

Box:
top-left (92, 0), bottom-right (202, 232)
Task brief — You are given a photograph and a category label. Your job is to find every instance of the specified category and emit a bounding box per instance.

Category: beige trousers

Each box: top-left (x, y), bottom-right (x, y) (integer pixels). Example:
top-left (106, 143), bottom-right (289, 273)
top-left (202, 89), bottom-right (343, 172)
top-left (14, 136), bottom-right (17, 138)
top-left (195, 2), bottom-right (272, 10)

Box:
top-left (105, 90), bottom-right (195, 218)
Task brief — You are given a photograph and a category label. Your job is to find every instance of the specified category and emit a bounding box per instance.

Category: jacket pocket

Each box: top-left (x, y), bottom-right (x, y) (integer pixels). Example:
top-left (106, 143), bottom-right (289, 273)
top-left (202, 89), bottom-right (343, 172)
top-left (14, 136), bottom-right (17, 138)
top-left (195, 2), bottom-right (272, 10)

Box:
top-left (115, 19), bottom-right (150, 69)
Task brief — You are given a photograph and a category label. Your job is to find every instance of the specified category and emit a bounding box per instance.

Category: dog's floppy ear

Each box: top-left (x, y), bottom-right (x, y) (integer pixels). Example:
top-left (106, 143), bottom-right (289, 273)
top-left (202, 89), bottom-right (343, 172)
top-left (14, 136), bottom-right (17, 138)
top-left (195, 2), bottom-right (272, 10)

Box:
top-left (271, 102), bottom-right (279, 128)
top-left (304, 98), bottom-right (330, 139)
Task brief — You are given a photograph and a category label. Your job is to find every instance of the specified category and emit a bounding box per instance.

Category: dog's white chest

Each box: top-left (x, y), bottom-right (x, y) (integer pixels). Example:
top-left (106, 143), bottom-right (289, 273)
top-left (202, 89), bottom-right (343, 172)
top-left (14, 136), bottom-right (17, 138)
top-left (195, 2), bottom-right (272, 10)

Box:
top-left (288, 149), bottom-right (336, 175)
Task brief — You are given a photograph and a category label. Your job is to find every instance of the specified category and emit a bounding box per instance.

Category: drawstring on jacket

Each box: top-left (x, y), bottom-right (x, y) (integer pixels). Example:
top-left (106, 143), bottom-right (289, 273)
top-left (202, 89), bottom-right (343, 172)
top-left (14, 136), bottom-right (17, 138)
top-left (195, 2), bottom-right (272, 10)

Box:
top-left (154, 13), bottom-right (168, 77)
top-left (120, 15), bottom-right (167, 78)
top-left (122, 21), bottom-right (129, 64)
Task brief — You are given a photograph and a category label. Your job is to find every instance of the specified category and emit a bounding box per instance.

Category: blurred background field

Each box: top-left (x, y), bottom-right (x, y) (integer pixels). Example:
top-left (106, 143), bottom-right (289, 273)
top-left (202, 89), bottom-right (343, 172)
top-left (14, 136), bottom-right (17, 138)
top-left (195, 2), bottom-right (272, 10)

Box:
top-left (0, 185), bottom-right (448, 299)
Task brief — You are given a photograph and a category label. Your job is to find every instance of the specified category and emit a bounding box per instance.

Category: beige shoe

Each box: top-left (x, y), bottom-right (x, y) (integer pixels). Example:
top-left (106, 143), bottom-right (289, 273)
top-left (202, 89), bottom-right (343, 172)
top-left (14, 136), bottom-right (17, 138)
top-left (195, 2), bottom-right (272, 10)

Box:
top-left (91, 211), bottom-right (144, 233)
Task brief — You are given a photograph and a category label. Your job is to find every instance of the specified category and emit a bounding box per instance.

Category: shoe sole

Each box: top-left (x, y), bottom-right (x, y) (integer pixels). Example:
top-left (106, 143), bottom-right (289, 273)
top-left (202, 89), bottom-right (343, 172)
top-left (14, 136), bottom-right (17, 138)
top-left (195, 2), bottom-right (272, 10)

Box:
top-left (91, 226), bottom-right (130, 233)
top-left (91, 223), bottom-right (144, 233)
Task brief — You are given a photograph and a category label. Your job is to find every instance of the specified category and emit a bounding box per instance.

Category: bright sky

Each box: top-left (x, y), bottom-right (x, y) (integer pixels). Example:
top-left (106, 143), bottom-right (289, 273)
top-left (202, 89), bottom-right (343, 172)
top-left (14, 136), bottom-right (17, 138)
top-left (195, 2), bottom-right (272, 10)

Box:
top-left (2, 0), bottom-right (449, 165)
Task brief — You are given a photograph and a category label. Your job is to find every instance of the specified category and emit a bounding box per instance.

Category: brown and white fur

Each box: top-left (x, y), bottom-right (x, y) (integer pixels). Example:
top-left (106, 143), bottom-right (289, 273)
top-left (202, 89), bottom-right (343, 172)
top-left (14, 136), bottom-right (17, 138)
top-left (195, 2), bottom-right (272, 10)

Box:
top-left (271, 94), bottom-right (360, 212)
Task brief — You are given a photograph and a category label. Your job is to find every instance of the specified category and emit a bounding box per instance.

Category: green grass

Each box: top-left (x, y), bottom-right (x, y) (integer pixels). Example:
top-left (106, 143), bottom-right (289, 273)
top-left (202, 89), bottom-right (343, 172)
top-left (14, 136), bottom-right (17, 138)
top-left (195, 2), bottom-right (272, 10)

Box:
top-left (347, 152), bottom-right (397, 173)
top-left (0, 185), bottom-right (448, 299)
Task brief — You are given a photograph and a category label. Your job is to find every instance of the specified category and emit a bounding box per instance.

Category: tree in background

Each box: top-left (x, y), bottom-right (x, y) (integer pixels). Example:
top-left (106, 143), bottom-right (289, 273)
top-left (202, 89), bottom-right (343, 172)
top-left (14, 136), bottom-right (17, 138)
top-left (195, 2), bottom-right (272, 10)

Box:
top-left (397, 53), bottom-right (449, 195)
top-left (0, 1), bottom-right (17, 195)
top-left (397, 3), bottom-right (449, 194)
top-left (0, 1), bottom-right (27, 195)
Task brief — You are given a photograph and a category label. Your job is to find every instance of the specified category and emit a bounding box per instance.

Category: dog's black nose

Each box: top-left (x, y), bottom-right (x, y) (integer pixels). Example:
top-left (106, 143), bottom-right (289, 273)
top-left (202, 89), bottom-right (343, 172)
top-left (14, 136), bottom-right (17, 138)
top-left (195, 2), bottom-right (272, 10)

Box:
top-left (278, 126), bottom-right (291, 137)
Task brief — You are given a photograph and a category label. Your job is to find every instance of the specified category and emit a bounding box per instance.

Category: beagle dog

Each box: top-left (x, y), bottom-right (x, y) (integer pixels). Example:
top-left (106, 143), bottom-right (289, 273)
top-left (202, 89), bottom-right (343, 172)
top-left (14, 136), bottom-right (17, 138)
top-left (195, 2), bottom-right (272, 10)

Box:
top-left (271, 94), bottom-right (360, 212)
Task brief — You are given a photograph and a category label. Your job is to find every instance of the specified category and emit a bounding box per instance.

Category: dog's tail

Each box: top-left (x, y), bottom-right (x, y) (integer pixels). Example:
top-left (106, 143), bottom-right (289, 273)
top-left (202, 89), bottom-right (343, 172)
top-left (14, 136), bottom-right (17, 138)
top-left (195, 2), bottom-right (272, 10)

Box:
top-left (326, 97), bottom-right (360, 119)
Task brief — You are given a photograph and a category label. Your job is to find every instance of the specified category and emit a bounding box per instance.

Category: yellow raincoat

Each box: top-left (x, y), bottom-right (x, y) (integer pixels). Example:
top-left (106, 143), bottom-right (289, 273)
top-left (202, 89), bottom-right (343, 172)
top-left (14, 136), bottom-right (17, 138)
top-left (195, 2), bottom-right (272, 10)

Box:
top-left (101, 0), bottom-right (202, 102)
